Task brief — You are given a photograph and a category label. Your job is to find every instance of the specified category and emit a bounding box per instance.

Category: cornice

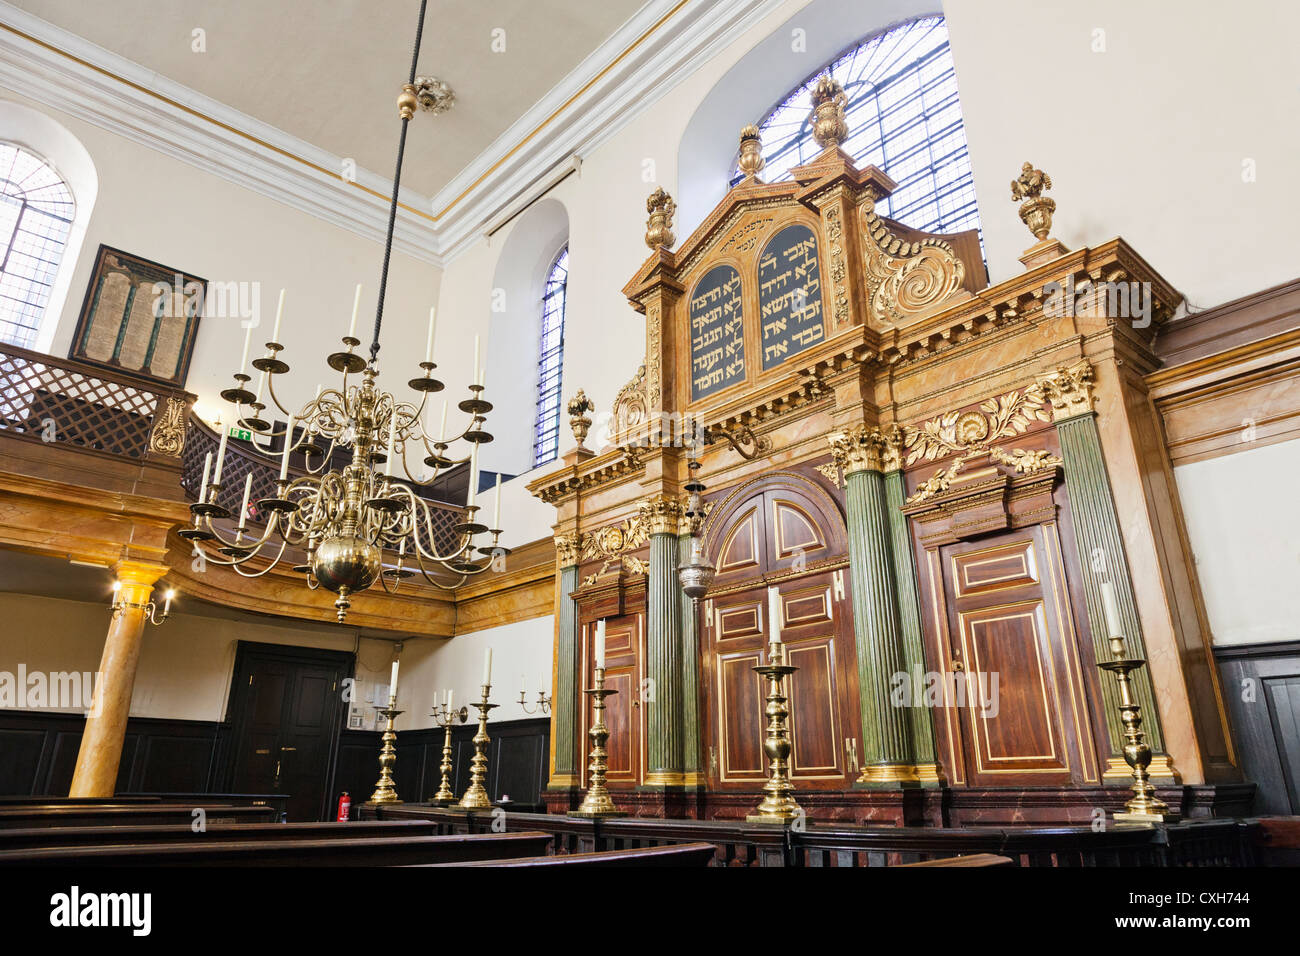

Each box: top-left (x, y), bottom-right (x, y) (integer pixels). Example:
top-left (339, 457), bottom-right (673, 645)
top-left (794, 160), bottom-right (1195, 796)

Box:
top-left (0, 0), bottom-right (789, 267)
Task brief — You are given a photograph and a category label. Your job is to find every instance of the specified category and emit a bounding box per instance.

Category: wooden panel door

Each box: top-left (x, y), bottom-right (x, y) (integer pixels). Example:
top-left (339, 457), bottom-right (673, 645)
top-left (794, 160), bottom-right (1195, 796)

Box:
top-left (705, 571), bottom-right (859, 789)
top-left (582, 615), bottom-right (643, 788)
top-left (936, 529), bottom-right (1099, 787)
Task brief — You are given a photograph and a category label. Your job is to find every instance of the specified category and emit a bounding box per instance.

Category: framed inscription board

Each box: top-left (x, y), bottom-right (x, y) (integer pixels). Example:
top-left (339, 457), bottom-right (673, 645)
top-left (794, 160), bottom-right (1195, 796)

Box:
top-left (69, 244), bottom-right (205, 387)
top-left (758, 223), bottom-right (824, 370)
top-left (690, 263), bottom-right (745, 401)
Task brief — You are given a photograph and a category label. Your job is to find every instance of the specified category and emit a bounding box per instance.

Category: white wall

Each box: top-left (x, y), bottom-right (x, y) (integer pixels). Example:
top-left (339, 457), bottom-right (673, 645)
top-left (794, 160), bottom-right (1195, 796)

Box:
top-left (1174, 439), bottom-right (1300, 647)
top-left (0, 591), bottom-right (408, 722)
top-left (421, 616), bottom-right (555, 725)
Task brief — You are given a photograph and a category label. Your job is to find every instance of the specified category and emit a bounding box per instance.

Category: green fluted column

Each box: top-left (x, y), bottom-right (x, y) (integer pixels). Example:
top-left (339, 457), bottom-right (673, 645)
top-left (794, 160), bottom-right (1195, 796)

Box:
top-left (550, 543), bottom-right (581, 788)
top-left (678, 532), bottom-right (704, 783)
top-left (645, 526), bottom-right (684, 785)
top-left (835, 430), bottom-right (917, 787)
top-left (883, 468), bottom-right (940, 785)
top-left (1055, 411), bottom-right (1166, 758)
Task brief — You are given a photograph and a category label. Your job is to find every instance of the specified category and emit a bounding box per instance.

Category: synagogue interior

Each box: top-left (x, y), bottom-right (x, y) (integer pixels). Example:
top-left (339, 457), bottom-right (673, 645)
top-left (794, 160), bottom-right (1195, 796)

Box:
top-left (0, 0), bottom-right (1296, 893)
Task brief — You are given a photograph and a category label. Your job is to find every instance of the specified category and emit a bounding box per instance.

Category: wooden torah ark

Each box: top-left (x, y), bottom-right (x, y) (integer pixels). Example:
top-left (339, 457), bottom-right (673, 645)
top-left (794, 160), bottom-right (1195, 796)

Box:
top-left (529, 135), bottom-right (1242, 825)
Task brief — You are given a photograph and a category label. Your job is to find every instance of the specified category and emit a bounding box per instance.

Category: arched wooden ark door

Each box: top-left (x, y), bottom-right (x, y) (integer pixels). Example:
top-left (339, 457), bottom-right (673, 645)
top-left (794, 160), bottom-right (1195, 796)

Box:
top-left (699, 472), bottom-right (862, 792)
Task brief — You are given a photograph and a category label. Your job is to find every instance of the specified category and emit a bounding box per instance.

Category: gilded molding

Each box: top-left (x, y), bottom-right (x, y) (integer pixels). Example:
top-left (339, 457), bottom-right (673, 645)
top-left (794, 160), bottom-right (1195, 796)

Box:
top-left (647, 303), bottom-right (662, 410)
top-left (645, 187), bottom-right (676, 250)
top-left (531, 446), bottom-right (646, 505)
top-left (827, 424), bottom-right (902, 476)
top-left (823, 202), bottom-right (850, 326)
top-left (1039, 360), bottom-right (1097, 421)
top-left (147, 397), bottom-right (188, 458)
top-left (903, 382), bottom-right (1053, 466)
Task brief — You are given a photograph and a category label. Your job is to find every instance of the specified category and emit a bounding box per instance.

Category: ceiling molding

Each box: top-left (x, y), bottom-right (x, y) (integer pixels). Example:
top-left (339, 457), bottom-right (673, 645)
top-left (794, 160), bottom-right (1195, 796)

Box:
top-left (0, 0), bottom-right (787, 268)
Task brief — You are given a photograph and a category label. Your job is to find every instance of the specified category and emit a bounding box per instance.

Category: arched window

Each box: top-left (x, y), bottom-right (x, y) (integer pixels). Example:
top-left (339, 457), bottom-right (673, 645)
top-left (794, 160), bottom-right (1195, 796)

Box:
top-left (735, 16), bottom-right (981, 243)
top-left (532, 245), bottom-right (568, 468)
top-left (0, 143), bottom-right (75, 349)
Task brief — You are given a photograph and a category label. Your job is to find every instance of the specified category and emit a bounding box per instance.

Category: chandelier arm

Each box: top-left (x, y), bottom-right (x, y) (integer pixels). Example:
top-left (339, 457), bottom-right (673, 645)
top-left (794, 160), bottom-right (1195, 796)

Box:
top-left (229, 540), bottom-right (289, 578)
top-left (407, 544), bottom-right (468, 591)
top-left (264, 371), bottom-right (295, 419)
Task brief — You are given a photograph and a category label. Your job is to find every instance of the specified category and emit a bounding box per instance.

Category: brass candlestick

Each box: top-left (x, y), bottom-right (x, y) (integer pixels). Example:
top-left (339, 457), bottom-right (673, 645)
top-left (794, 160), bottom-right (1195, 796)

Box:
top-left (457, 685), bottom-right (496, 809)
top-left (1098, 634), bottom-right (1177, 823)
top-left (573, 666), bottom-right (627, 817)
top-left (747, 645), bottom-right (802, 823)
top-left (367, 695), bottom-right (403, 804)
top-left (431, 702), bottom-right (468, 805)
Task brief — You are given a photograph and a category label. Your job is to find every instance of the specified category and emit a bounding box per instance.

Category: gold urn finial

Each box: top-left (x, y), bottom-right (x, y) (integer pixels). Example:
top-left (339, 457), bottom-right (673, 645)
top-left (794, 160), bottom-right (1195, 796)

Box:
top-left (1011, 161), bottom-right (1056, 241)
top-left (567, 389), bottom-right (595, 449)
top-left (645, 187), bottom-right (676, 250)
top-left (737, 124), bottom-right (765, 180)
top-left (810, 74), bottom-right (848, 149)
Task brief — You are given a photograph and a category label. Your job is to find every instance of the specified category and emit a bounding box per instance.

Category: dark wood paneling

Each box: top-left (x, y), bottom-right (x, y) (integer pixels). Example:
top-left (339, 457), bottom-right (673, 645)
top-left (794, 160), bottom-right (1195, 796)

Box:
top-left (1216, 641), bottom-right (1300, 815)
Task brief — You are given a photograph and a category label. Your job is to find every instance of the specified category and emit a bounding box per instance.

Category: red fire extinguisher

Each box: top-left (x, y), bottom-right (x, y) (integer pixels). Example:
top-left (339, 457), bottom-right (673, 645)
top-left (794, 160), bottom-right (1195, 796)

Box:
top-left (337, 791), bottom-right (351, 822)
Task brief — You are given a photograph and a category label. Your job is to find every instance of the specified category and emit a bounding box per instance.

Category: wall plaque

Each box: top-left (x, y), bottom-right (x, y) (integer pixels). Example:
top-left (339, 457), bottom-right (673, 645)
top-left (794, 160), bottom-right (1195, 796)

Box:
top-left (689, 263), bottom-right (745, 401)
top-left (758, 223), bottom-right (824, 370)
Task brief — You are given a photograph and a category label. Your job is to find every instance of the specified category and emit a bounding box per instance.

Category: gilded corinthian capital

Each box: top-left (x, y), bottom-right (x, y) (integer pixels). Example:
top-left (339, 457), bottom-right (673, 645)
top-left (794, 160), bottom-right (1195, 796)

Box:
top-left (554, 532), bottom-right (584, 569)
top-left (828, 424), bottom-right (903, 475)
top-left (1039, 360), bottom-right (1096, 421)
top-left (639, 494), bottom-right (684, 536)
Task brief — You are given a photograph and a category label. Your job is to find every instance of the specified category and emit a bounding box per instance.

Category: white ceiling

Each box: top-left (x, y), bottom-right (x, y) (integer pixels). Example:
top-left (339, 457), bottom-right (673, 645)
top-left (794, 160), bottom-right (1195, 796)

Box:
top-left (8, 0), bottom-right (648, 197)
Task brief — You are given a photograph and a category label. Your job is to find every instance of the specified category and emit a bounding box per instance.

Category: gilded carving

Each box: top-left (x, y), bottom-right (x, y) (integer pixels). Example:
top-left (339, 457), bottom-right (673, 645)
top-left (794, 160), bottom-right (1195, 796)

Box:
top-left (647, 303), bottom-right (662, 409)
top-left (1011, 161), bottom-right (1056, 241)
top-left (737, 125), bottom-right (765, 180)
top-left (579, 511), bottom-right (651, 583)
top-left (1039, 360), bottom-right (1096, 421)
top-left (720, 217), bottom-right (775, 255)
top-left (567, 390), bottom-right (595, 448)
top-left (810, 75), bottom-right (848, 149)
top-left (824, 204), bottom-right (850, 326)
top-left (988, 446), bottom-right (1064, 474)
top-left (859, 195), bottom-right (965, 324)
top-left (554, 532), bottom-right (583, 568)
top-left (611, 365), bottom-right (648, 442)
top-left (148, 397), bottom-right (188, 458)
top-left (639, 494), bottom-right (683, 536)
top-left (645, 187), bottom-right (676, 250)
top-left (827, 424), bottom-right (902, 475)
top-left (903, 383), bottom-right (1052, 465)
top-left (814, 461), bottom-right (845, 488)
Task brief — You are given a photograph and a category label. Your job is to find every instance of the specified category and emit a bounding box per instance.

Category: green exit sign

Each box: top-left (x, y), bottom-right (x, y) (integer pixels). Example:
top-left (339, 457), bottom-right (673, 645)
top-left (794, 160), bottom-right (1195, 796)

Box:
top-left (228, 426), bottom-right (253, 442)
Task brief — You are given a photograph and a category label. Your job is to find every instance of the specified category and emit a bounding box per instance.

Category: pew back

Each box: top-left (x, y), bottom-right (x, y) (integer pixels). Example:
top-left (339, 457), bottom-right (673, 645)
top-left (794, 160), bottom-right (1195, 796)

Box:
top-left (0, 820), bottom-right (438, 850)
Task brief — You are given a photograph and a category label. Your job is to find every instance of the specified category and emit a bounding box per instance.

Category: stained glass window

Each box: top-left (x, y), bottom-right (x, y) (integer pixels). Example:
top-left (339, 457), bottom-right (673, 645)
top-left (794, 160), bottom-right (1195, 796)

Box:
top-left (735, 16), bottom-right (982, 245)
top-left (532, 246), bottom-right (568, 468)
top-left (0, 143), bottom-right (74, 349)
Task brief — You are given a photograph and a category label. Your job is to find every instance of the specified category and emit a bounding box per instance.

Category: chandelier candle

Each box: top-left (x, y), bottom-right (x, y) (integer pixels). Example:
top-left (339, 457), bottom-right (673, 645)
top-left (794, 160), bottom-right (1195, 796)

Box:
top-left (181, 0), bottom-right (506, 623)
top-left (272, 288), bottom-right (285, 344)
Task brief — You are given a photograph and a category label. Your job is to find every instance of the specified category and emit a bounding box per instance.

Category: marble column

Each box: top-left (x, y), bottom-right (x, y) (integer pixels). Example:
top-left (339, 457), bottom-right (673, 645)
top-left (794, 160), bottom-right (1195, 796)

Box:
top-left (549, 534), bottom-right (582, 790)
top-left (677, 531), bottom-right (705, 785)
top-left (830, 427), bottom-right (918, 787)
top-left (882, 466), bottom-right (941, 785)
top-left (1042, 362), bottom-right (1171, 776)
top-left (69, 560), bottom-right (167, 797)
top-left (643, 496), bottom-right (684, 786)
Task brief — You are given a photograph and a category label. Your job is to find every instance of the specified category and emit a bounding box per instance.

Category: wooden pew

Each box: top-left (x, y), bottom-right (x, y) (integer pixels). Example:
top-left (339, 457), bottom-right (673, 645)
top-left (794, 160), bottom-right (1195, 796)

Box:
top-left (442, 842), bottom-right (719, 867)
top-left (0, 820), bottom-right (440, 850)
top-left (0, 803), bottom-right (279, 829)
top-left (0, 831), bottom-right (554, 866)
top-left (897, 853), bottom-right (1015, 867)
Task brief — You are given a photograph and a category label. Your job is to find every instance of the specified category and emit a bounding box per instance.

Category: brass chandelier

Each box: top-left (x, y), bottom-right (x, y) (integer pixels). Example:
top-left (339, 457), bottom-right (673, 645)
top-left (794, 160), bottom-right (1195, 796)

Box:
top-left (181, 0), bottom-right (503, 623)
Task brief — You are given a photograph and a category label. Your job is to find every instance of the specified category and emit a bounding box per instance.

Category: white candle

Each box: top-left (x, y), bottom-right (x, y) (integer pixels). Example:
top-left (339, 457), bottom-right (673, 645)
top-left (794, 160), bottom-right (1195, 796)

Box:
top-left (384, 411), bottom-right (398, 477)
top-left (272, 288), bottom-right (285, 343)
top-left (439, 401), bottom-right (448, 442)
top-left (445, 688), bottom-right (452, 708)
top-left (254, 368), bottom-right (267, 405)
top-left (348, 283), bottom-right (362, 339)
top-left (472, 335), bottom-right (480, 382)
top-left (398, 537), bottom-right (406, 557)
top-left (482, 647), bottom-right (493, 686)
top-left (390, 659), bottom-right (400, 697)
top-left (279, 418), bottom-right (295, 480)
top-left (237, 472), bottom-right (253, 528)
top-left (768, 586), bottom-right (782, 642)
top-left (492, 473), bottom-right (502, 529)
top-left (163, 589), bottom-right (174, 616)
top-left (424, 306), bottom-right (437, 363)
top-left (1100, 580), bottom-right (1124, 639)
top-left (477, 361), bottom-right (485, 388)
top-left (199, 451), bottom-right (212, 500)
top-left (467, 442), bottom-right (479, 507)
top-left (595, 620), bottom-right (606, 669)
top-left (520, 673), bottom-right (526, 696)
top-left (238, 323), bottom-right (252, 375)
top-left (213, 420), bottom-right (229, 485)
